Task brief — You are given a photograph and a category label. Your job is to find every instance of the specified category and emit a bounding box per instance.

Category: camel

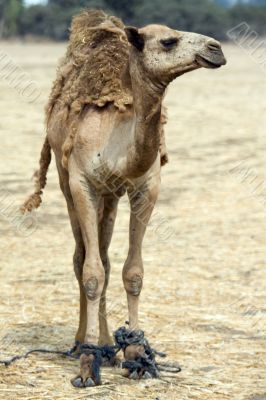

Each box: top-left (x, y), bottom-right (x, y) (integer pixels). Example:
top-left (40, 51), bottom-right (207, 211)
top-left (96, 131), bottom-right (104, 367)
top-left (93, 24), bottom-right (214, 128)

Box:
top-left (22, 10), bottom-right (226, 387)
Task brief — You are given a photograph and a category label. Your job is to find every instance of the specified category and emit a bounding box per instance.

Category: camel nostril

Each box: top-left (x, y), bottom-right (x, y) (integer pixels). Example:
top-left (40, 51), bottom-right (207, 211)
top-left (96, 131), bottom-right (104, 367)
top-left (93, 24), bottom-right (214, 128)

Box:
top-left (207, 41), bottom-right (221, 51)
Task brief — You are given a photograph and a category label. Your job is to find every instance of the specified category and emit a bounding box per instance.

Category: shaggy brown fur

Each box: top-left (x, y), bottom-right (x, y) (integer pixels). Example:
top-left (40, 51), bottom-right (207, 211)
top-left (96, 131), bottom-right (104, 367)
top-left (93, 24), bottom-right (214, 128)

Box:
top-left (46, 10), bottom-right (132, 123)
top-left (21, 136), bottom-right (51, 213)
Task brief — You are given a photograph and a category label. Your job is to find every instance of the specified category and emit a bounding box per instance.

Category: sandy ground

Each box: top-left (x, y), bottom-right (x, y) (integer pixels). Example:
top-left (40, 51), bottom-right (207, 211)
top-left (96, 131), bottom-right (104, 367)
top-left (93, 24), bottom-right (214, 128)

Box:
top-left (0, 41), bottom-right (265, 400)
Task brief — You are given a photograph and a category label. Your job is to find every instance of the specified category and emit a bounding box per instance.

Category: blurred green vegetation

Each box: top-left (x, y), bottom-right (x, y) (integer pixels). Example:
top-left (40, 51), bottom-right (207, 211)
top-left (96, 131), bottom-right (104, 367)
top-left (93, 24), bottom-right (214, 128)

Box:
top-left (0, 0), bottom-right (266, 40)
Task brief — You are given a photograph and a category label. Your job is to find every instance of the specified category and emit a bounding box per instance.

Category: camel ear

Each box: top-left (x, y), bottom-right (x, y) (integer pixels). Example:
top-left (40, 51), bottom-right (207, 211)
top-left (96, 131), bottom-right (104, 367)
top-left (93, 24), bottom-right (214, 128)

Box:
top-left (125, 26), bottom-right (145, 51)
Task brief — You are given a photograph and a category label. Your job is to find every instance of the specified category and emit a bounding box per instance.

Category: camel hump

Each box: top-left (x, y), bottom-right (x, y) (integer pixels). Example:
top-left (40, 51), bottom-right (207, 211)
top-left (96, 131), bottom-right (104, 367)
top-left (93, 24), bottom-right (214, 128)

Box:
top-left (70, 9), bottom-right (125, 42)
top-left (46, 9), bottom-right (133, 125)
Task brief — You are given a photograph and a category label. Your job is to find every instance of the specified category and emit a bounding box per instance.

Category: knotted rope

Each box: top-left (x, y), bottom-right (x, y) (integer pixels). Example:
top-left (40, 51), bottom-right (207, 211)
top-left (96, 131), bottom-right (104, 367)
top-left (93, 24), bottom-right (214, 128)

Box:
top-left (0, 325), bottom-right (181, 380)
top-left (114, 326), bottom-right (181, 378)
top-left (77, 343), bottom-right (119, 385)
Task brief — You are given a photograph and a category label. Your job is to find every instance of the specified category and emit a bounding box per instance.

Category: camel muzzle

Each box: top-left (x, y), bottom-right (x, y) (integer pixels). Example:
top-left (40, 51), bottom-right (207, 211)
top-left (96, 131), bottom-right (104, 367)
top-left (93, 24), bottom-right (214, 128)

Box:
top-left (196, 39), bottom-right (226, 69)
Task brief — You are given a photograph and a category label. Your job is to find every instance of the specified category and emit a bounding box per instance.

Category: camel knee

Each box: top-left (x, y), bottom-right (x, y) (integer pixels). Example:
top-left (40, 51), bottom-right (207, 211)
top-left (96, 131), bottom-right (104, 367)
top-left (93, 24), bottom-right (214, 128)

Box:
top-left (83, 261), bottom-right (105, 301)
top-left (123, 269), bottom-right (143, 297)
top-left (84, 277), bottom-right (100, 301)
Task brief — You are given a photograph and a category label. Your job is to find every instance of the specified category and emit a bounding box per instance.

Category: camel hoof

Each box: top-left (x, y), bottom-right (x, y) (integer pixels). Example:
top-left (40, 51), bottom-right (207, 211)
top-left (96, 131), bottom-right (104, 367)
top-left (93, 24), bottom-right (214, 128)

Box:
top-left (71, 376), bottom-right (83, 388)
top-left (84, 378), bottom-right (95, 387)
top-left (71, 352), bottom-right (101, 388)
top-left (143, 371), bottom-right (153, 379)
top-left (129, 371), bottom-right (139, 380)
top-left (71, 376), bottom-right (97, 388)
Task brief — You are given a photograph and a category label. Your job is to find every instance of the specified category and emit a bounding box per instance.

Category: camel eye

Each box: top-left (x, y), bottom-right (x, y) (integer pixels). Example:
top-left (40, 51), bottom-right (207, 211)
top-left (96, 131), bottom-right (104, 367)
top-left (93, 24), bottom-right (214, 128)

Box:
top-left (160, 37), bottom-right (178, 50)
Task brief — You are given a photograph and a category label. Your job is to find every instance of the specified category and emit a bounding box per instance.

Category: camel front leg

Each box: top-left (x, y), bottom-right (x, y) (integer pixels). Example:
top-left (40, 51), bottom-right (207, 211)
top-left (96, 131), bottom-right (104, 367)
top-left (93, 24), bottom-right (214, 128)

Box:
top-left (98, 195), bottom-right (119, 346)
top-left (68, 206), bottom-right (87, 345)
top-left (123, 176), bottom-right (160, 330)
top-left (69, 173), bottom-right (105, 387)
top-left (122, 176), bottom-right (160, 379)
top-left (56, 163), bottom-right (87, 345)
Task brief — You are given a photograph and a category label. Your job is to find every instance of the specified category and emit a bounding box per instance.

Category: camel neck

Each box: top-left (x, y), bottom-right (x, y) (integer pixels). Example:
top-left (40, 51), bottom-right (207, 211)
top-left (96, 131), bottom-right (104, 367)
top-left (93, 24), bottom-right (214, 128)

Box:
top-left (127, 58), bottom-right (165, 177)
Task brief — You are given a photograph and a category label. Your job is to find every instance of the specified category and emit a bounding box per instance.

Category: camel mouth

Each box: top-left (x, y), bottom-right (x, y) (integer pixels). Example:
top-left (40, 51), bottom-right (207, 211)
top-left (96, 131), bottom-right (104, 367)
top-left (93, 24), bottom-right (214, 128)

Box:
top-left (195, 54), bottom-right (226, 69)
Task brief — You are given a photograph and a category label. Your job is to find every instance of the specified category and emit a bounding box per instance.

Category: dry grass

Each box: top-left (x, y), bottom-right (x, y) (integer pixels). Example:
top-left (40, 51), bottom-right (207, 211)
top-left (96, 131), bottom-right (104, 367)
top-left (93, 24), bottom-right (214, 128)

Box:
top-left (0, 42), bottom-right (265, 400)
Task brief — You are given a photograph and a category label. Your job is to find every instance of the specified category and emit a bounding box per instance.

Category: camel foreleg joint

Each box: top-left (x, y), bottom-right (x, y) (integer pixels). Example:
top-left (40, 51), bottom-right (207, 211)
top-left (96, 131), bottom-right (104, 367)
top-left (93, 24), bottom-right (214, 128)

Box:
top-left (84, 277), bottom-right (99, 301)
top-left (124, 273), bottom-right (143, 296)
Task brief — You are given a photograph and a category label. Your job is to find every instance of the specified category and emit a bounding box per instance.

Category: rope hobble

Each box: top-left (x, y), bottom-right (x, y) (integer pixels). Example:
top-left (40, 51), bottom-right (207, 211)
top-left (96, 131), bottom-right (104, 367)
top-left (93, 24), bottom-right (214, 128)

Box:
top-left (0, 325), bottom-right (181, 382)
top-left (77, 343), bottom-right (119, 385)
top-left (113, 326), bottom-right (181, 378)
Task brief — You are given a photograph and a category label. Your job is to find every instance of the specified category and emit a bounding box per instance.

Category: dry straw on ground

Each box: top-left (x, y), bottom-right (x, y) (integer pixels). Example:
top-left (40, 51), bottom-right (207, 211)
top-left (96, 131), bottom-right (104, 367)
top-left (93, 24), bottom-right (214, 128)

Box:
top-left (0, 42), bottom-right (265, 399)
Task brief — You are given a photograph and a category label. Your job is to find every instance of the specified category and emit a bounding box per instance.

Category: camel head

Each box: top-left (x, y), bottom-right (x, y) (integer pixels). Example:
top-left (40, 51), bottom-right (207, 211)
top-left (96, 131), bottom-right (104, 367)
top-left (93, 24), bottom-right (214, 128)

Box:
top-left (125, 24), bottom-right (226, 87)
